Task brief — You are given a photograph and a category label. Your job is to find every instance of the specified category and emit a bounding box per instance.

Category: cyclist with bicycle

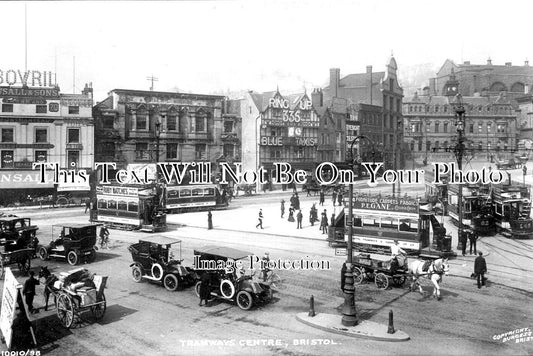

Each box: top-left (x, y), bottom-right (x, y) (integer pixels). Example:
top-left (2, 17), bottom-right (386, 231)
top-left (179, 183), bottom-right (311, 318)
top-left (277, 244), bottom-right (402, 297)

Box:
top-left (99, 225), bottom-right (110, 249)
top-left (261, 252), bottom-right (270, 282)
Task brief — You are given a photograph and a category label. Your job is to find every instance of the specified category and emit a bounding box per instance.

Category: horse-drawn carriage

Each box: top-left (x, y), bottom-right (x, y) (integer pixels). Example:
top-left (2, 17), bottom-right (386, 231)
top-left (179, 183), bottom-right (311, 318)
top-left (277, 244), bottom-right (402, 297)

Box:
top-left (351, 253), bottom-right (408, 290)
top-left (39, 267), bottom-right (107, 328)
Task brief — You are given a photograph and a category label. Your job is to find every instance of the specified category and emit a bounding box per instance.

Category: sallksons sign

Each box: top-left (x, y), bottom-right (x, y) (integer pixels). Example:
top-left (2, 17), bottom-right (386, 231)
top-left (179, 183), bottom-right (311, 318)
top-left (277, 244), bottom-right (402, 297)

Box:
top-left (0, 69), bottom-right (56, 87)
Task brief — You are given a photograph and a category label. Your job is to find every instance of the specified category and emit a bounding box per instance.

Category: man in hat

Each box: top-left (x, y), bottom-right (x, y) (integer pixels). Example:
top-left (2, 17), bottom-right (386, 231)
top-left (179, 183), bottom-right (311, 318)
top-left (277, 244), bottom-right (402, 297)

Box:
top-left (474, 251), bottom-right (487, 289)
top-left (256, 209), bottom-right (264, 229)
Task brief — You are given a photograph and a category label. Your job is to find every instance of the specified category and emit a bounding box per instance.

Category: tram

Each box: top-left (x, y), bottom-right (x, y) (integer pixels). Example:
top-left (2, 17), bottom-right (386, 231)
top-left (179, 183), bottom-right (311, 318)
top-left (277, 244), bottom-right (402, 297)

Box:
top-left (329, 194), bottom-right (450, 258)
top-left (94, 184), bottom-right (166, 232)
top-left (491, 183), bottom-right (533, 239)
top-left (164, 184), bottom-right (228, 213)
top-left (447, 183), bottom-right (491, 228)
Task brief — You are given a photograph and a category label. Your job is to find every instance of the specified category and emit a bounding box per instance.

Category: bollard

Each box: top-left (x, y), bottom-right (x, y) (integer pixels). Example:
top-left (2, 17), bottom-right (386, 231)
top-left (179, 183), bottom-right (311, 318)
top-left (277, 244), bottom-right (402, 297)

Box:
top-left (387, 310), bottom-right (395, 334)
top-left (308, 295), bottom-right (316, 317)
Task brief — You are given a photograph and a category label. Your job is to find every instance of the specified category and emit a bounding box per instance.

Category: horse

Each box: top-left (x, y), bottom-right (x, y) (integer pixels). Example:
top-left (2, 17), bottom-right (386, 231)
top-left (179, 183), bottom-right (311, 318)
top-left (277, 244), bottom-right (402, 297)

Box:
top-left (407, 258), bottom-right (450, 300)
top-left (38, 266), bottom-right (59, 311)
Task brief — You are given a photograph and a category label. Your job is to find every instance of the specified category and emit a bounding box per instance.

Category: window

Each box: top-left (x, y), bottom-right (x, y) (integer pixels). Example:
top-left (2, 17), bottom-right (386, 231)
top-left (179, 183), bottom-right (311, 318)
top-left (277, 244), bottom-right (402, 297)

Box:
top-left (166, 143), bottom-right (178, 160)
top-left (135, 143), bottom-right (149, 160)
top-left (295, 146), bottom-right (304, 159)
top-left (443, 122), bottom-right (448, 133)
top-left (195, 115), bottom-right (206, 132)
top-left (224, 121), bottom-right (234, 133)
top-left (426, 141), bottom-right (431, 151)
top-left (128, 202), bottom-right (139, 213)
top-left (478, 123), bottom-right (483, 133)
top-left (1, 128), bottom-right (14, 142)
top-left (443, 106), bottom-right (448, 113)
top-left (269, 147), bottom-right (281, 159)
top-left (435, 141), bottom-right (440, 149)
top-left (1, 151), bottom-right (14, 168)
top-left (101, 142), bottom-right (115, 158)
top-left (418, 140), bottom-right (423, 151)
top-left (68, 106), bottom-right (79, 115)
top-left (497, 124), bottom-right (506, 133)
top-left (469, 124), bottom-right (474, 133)
top-left (136, 111), bottom-right (147, 130)
top-left (35, 128), bottom-right (47, 143)
top-left (195, 144), bottom-right (206, 160)
top-left (426, 123), bottom-right (431, 132)
top-left (435, 122), bottom-right (439, 133)
top-left (167, 115), bottom-right (177, 131)
top-left (103, 116), bottom-right (114, 129)
top-left (410, 141), bottom-right (415, 151)
top-left (223, 144), bottom-right (234, 157)
top-left (36, 105), bottom-right (47, 113)
top-left (35, 151), bottom-right (47, 162)
top-left (67, 151), bottom-right (79, 168)
top-left (68, 129), bottom-right (80, 143)
top-left (1, 104), bottom-right (13, 112)
top-left (487, 123), bottom-right (492, 132)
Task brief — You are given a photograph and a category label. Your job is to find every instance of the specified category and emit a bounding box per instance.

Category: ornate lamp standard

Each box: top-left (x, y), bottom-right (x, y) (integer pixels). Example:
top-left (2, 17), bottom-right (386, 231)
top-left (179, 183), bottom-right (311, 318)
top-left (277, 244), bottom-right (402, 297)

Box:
top-left (342, 135), bottom-right (375, 326)
top-left (452, 94), bottom-right (466, 249)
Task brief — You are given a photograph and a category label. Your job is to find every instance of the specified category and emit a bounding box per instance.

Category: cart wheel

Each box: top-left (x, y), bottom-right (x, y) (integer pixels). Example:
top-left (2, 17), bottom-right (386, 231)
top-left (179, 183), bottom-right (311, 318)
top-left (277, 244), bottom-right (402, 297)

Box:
top-left (375, 273), bottom-right (389, 290)
top-left (393, 275), bottom-right (406, 287)
top-left (163, 274), bottom-right (179, 292)
top-left (91, 294), bottom-right (106, 320)
top-left (131, 265), bottom-right (143, 282)
top-left (18, 258), bottom-right (31, 275)
top-left (67, 251), bottom-right (79, 266)
top-left (38, 247), bottom-right (49, 261)
top-left (236, 290), bottom-right (253, 310)
top-left (57, 197), bottom-right (68, 208)
top-left (57, 293), bottom-right (75, 328)
top-left (0, 261), bottom-right (4, 279)
top-left (352, 267), bottom-right (364, 284)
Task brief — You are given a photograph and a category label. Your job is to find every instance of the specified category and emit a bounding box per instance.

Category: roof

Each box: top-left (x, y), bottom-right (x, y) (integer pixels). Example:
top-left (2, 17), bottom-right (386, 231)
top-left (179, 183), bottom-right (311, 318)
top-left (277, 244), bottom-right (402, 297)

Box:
top-left (0, 217), bottom-right (26, 223)
top-left (54, 224), bottom-right (99, 229)
top-left (139, 235), bottom-right (182, 245)
top-left (194, 245), bottom-right (251, 260)
top-left (108, 88), bottom-right (225, 100)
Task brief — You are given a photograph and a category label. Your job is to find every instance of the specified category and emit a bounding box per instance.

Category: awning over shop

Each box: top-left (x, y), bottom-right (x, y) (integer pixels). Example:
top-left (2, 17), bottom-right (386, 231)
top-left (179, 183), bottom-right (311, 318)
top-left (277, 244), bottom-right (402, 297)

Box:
top-left (0, 171), bottom-right (55, 189)
top-left (57, 180), bottom-right (90, 191)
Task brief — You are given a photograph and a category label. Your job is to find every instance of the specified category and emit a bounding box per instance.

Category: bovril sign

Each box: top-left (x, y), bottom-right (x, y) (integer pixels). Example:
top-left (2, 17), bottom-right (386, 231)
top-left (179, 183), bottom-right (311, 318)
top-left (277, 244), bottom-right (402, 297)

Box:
top-left (260, 136), bottom-right (317, 146)
top-left (0, 69), bottom-right (56, 87)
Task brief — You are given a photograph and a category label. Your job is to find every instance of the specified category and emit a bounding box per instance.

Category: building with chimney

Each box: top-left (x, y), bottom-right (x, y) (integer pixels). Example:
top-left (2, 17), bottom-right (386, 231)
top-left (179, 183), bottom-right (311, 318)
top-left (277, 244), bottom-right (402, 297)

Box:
top-left (431, 59), bottom-right (533, 99)
top-left (93, 89), bottom-right (238, 178)
top-left (0, 72), bottom-right (94, 205)
top-left (320, 56), bottom-right (404, 169)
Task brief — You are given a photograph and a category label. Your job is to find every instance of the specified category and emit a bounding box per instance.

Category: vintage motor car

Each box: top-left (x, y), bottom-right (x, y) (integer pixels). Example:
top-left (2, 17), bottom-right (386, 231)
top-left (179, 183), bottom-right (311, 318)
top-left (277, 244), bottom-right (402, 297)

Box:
top-left (38, 224), bottom-right (99, 265)
top-left (0, 216), bottom-right (39, 251)
top-left (193, 245), bottom-right (273, 310)
top-left (128, 236), bottom-right (196, 291)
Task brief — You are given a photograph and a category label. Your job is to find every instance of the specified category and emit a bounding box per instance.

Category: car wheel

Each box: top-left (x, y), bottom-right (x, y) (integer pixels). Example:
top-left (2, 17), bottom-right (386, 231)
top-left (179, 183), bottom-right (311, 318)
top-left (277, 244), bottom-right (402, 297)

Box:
top-left (194, 281), bottom-right (202, 298)
top-left (236, 290), bottom-right (253, 310)
top-left (220, 279), bottom-right (235, 299)
top-left (131, 265), bottom-right (143, 282)
top-left (151, 263), bottom-right (163, 281)
top-left (163, 274), bottom-right (179, 291)
top-left (38, 247), bottom-right (48, 261)
top-left (67, 251), bottom-right (78, 266)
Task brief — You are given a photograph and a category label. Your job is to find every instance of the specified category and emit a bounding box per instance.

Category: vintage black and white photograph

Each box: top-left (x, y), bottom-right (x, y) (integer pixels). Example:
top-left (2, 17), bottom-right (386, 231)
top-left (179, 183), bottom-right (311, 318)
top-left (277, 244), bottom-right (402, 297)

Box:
top-left (0, 0), bottom-right (532, 355)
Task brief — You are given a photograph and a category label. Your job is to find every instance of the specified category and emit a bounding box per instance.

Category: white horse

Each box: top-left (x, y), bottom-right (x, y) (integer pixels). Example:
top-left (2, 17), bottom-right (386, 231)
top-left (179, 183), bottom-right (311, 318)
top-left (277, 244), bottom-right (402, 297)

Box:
top-left (407, 258), bottom-right (450, 300)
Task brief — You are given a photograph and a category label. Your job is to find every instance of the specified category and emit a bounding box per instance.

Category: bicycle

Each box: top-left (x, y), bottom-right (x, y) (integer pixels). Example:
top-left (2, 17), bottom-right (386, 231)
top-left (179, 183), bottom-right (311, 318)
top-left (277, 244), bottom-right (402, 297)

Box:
top-left (262, 270), bottom-right (285, 290)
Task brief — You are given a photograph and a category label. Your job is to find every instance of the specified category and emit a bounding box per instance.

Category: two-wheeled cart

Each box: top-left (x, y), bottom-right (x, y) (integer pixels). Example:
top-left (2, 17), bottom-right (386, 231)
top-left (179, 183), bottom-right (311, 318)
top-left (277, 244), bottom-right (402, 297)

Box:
top-left (351, 253), bottom-right (408, 290)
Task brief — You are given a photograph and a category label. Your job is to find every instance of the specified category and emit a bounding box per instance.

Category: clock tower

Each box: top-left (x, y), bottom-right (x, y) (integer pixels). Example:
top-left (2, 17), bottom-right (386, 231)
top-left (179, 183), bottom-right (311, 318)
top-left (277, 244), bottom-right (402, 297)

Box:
top-left (443, 67), bottom-right (460, 96)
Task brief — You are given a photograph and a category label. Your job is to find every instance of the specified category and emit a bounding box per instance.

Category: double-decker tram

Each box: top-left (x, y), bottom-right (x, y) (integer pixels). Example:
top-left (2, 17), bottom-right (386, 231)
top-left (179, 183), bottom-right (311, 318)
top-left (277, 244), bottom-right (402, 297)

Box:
top-left (95, 184), bottom-right (166, 232)
top-left (447, 183), bottom-right (491, 228)
top-left (491, 182), bottom-right (533, 239)
top-left (343, 194), bottom-right (450, 258)
top-left (164, 184), bottom-right (228, 213)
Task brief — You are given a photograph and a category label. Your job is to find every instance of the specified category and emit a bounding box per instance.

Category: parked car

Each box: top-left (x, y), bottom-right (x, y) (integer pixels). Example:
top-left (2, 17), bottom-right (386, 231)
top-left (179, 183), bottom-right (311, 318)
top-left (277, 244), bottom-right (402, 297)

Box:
top-left (38, 224), bottom-right (99, 265)
top-left (128, 236), bottom-right (196, 291)
top-left (193, 245), bottom-right (273, 310)
top-left (0, 216), bottom-right (39, 252)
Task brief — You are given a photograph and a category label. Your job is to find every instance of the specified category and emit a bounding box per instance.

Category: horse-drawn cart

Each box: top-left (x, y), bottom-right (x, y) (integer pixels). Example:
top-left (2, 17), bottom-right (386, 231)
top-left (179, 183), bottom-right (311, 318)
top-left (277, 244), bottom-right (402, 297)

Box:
top-left (351, 253), bottom-right (407, 290)
top-left (0, 247), bottom-right (33, 278)
top-left (40, 267), bottom-right (107, 328)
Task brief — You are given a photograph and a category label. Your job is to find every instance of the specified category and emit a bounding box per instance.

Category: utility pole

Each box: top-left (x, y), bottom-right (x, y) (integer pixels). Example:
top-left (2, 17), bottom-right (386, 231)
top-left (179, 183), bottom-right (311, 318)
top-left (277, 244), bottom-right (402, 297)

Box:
top-left (453, 94), bottom-right (466, 250)
top-left (147, 75), bottom-right (159, 91)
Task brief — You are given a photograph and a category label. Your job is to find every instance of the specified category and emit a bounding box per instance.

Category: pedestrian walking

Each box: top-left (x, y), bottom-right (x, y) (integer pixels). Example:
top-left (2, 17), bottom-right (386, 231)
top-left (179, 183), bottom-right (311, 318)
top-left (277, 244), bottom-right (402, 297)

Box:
top-left (474, 252), bottom-right (487, 289)
top-left (23, 271), bottom-right (40, 313)
top-left (84, 198), bottom-right (91, 214)
top-left (294, 193), bottom-right (300, 210)
top-left (280, 199), bottom-right (285, 218)
top-left (296, 210), bottom-right (303, 229)
top-left (338, 193), bottom-right (343, 207)
top-left (99, 225), bottom-right (110, 249)
top-left (256, 209), bottom-right (264, 229)
top-left (319, 190), bottom-right (325, 206)
top-left (320, 211), bottom-right (328, 234)
top-left (290, 194), bottom-right (296, 209)
top-left (469, 231), bottom-right (478, 255)
top-left (461, 231), bottom-right (468, 256)
top-left (332, 190), bottom-right (337, 206)
top-left (288, 207), bottom-right (295, 222)
top-left (207, 210), bottom-right (213, 230)
top-left (198, 272), bottom-right (212, 306)
top-left (309, 209), bottom-right (315, 226)
top-left (330, 213), bottom-right (336, 227)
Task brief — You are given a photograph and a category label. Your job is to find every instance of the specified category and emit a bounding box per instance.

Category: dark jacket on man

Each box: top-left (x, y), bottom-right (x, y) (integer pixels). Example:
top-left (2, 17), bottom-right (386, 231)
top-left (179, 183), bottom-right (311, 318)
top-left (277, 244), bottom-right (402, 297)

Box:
top-left (474, 255), bottom-right (487, 274)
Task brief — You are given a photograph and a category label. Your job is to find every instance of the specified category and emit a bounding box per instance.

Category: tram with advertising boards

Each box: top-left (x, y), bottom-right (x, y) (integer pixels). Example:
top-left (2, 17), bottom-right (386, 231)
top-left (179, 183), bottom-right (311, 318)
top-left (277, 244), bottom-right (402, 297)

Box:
top-left (329, 194), bottom-right (451, 259)
top-left (164, 184), bottom-right (228, 213)
top-left (490, 182), bottom-right (533, 239)
top-left (94, 184), bottom-right (166, 232)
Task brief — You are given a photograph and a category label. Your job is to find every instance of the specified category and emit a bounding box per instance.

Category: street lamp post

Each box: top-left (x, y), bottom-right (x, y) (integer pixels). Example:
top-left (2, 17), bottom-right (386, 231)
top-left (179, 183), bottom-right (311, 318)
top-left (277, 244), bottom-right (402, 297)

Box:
top-left (342, 135), bottom-right (375, 327)
top-left (452, 94), bottom-right (466, 250)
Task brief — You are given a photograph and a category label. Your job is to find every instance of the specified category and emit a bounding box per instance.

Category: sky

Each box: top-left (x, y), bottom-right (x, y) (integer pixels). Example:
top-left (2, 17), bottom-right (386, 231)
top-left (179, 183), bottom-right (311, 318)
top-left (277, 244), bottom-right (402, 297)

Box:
top-left (2, 0), bottom-right (532, 102)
